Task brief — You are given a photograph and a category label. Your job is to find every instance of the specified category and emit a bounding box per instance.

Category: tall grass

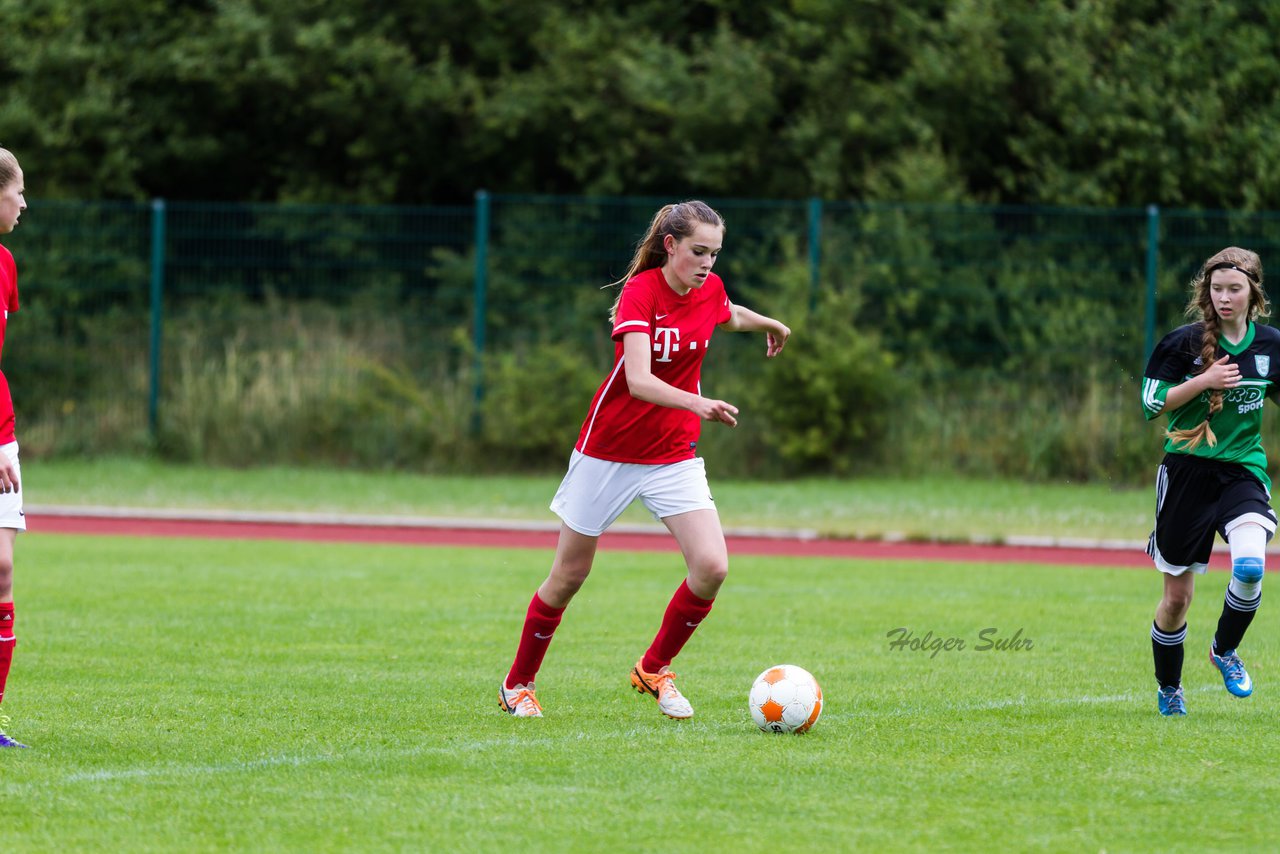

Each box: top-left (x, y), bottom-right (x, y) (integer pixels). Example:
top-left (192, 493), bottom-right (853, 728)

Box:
top-left (702, 338), bottom-right (1162, 483)
top-left (895, 374), bottom-right (1159, 482)
top-left (10, 300), bottom-right (1240, 486)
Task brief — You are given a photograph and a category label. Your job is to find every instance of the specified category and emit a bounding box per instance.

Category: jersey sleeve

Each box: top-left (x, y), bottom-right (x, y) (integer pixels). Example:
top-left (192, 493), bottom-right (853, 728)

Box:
top-left (1142, 325), bottom-right (1198, 421)
top-left (1261, 327), bottom-right (1280, 404)
top-left (717, 287), bottom-right (732, 325)
top-left (612, 277), bottom-right (656, 341)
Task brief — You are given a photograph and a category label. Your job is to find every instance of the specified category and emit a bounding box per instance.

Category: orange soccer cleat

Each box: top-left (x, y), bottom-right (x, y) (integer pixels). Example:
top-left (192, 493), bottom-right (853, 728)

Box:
top-left (630, 661), bottom-right (694, 720)
top-left (499, 682), bottom-right (544, 718)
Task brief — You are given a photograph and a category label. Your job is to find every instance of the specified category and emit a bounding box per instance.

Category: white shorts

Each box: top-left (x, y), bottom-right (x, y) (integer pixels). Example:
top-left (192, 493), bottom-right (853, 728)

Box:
top-left (0, 442), bottom-right (25, 531)
top-left (550, 450), bottom-right (716, 537)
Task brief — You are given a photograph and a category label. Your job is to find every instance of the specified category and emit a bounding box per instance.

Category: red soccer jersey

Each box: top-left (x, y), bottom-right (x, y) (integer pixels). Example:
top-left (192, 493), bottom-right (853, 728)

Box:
top-left (574, 266), bottom-right (732, 464)
top-left (0, 246), bottom-right (17, 444)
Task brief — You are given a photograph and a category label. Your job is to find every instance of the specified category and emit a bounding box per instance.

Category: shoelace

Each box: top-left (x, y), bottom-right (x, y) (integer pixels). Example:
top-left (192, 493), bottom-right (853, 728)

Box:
top-left (652, 671), bottom-right (680, 699)
top-left (1222, 653), bottom-right (1245, 680)
top-left (511, 688), bottom-right (541, 715)
top-left (0, 713), bottom-right (10, 731)
top-left (1163, 689), bottom-right (1185, 712)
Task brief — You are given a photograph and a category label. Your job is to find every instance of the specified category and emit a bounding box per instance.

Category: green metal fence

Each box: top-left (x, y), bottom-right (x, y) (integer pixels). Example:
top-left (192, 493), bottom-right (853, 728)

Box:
top-left (8, 193), bottom-right (1280, 477)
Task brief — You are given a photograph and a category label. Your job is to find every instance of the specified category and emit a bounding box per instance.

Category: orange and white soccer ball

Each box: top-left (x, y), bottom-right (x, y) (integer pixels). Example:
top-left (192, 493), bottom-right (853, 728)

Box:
top-left (749, 664), bottom-right (823, 734)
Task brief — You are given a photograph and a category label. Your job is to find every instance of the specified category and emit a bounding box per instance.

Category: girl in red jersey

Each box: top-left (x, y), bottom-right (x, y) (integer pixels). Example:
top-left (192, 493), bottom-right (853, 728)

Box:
top-left (499, 200), bottom-right (790, 719)
top-left (0, 149), bottom-right (28, 747)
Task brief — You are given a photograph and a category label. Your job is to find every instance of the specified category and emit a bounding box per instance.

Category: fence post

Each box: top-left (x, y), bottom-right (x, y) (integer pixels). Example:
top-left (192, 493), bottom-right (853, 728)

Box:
top-left (472, 190), bottom-right (490, 430)
top-left (148, 198), bottom-right (166, 438)
top-left (807, 197), bottom-right (822, 313)
top-left (1144, 204), bottom-right (1159, 359)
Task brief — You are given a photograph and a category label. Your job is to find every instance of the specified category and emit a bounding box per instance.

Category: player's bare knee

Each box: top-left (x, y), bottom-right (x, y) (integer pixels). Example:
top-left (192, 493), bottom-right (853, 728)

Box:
top-left (556, 574), bottom-right (588, 600)
top-left (1162, 587), bottom-right (1193, 616)
top-left (690, 555), bottom-right (728, 591)
top-left (547, 560), bottom-right (591, 598)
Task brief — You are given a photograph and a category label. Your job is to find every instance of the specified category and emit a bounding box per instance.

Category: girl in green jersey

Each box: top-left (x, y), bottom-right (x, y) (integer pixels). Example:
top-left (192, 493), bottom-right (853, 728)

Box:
top-left (1142, 247), bottom-right (1279, 716)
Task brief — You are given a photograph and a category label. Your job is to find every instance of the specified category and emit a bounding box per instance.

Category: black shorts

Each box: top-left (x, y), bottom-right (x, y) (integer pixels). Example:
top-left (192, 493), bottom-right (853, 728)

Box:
top-left (1147, 453), bottom-right (1277, 574)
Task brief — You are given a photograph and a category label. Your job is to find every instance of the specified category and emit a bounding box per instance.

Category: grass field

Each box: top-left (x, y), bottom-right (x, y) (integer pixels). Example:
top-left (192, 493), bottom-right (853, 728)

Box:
top-left (3, 529), bottom-right (1277, 851)
top-left (25, 457), bottom-right (1153, 542)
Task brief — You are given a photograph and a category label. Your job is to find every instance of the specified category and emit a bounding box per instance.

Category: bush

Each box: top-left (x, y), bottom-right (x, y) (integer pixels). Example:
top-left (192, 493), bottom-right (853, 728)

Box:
top-left (477, 341), bottom-right (603, 469)
top-left (754, 293), bottom-right (898, 475)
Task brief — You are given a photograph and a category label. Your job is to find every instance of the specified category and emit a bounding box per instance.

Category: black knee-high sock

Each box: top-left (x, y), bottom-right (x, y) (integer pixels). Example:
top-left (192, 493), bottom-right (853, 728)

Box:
top-left (1151, 621), bottom-right (1186, 690)
top-left (1214, 590), bottom-right (1261, 656)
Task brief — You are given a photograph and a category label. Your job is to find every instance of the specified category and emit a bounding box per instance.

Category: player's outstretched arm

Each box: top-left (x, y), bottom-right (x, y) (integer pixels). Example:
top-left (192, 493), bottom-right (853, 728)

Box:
top-left (719, 304), bottom-right (790, 357)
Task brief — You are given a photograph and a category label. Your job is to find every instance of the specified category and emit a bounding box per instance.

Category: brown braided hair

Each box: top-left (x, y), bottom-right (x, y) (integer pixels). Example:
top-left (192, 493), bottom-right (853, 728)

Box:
top-left (607, 201), bottom-right (724, 323)
top-left (1166, 246), bottom-right (1269, 451)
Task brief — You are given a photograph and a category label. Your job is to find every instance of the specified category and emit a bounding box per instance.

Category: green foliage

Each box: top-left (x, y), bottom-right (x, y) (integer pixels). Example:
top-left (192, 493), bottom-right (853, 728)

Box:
top-left (15, 196), bottom-right (1280, 484)
top-left (478, 340), bottom-right (603, 469)
top-left (304, 358), bottom-right (474, 471)
top-left (898, 374), bottom-right (1161, 483)
top-left (0, 201), bottom-right (153, 455)
top-left (4, 1), bottom-right (1280, 208)
top-left (148, 297), bottom-right (474, 470)
top-left (755, 290), bottom-right (897, 475)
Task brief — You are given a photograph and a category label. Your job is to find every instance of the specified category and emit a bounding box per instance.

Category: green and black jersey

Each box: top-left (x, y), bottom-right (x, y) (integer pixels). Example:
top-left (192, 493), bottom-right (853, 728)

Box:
top-left (1142, 321), bottom-right (1280, 491)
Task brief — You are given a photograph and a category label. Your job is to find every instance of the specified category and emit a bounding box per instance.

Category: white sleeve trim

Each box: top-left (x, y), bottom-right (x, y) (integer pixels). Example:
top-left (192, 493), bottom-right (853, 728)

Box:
top-left (1142, 377), bottom-right (1167, 414)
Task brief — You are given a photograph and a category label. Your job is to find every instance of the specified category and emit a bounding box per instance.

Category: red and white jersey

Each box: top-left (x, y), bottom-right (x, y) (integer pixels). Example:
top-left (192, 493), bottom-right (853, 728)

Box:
top-left (575, 267), bottom-right (732, 464)
top-left (0, 246), bottom-right (17, 444)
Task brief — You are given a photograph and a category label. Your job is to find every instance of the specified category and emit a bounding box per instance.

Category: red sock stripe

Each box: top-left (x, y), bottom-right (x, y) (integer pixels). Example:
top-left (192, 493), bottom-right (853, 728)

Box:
top-left (506, 592), bottom-right (565, 689)
top-left (642, 581), bottom-right (714, 673)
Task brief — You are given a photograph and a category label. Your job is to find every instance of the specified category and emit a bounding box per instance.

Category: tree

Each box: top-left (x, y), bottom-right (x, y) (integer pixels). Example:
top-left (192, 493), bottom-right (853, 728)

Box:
top-left (4, 0), bottom-right (1280, 209)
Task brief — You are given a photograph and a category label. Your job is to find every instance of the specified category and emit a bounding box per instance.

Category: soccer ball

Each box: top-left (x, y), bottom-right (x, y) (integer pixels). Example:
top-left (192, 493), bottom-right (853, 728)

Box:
top-left (749, 664), bottom-right (823, 734)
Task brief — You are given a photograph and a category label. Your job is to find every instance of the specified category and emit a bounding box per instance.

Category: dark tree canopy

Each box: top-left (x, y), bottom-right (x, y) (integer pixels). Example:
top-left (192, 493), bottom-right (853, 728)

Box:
top-left (3, 0), bottom-right (1279, 208)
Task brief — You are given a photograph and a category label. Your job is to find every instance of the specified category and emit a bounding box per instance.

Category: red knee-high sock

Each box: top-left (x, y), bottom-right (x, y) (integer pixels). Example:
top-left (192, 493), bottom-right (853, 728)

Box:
top-left (642, 580), bottom-right (714, 673)
top-left (0, 602), bottom-right (14, 705)
top-left (505, 592), bottom-right (565, 689)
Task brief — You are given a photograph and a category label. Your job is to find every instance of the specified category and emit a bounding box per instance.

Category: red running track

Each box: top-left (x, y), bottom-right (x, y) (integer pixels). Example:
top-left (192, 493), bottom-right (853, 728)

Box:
top-left (31, 514), bottom-right (1152, 567)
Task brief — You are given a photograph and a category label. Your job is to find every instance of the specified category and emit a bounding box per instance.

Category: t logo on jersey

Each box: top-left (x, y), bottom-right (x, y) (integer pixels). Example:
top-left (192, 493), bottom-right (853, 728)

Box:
top-left (654, 327), bottom-right (680, 362)
top-left (1257, 355), bottom-right (1270, 376)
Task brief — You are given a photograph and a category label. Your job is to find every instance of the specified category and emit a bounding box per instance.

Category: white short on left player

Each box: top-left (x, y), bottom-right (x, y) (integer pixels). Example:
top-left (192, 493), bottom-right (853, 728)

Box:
top-left (749, 664), bottom-right (823, 734)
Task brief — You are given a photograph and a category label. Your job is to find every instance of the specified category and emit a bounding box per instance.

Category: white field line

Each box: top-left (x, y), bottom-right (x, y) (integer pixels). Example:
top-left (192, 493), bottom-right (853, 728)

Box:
top-left (949, 684), bottom-right (1218, 712)
top-left (2, 687), bottom-right (1219, 791)
top-left (823, 684), bottom-right (1219, 717)
top-left (11, 735), bottom-right (544, 790)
